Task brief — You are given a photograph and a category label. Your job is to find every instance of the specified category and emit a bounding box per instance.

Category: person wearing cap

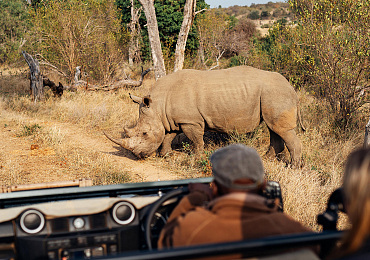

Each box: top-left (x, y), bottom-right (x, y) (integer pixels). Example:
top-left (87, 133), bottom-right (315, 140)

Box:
top-left (158, 144), bottom-right (311, 253)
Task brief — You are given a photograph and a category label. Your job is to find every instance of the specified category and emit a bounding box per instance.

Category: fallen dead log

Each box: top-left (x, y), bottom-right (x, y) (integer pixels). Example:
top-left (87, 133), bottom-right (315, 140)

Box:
top-left (0, 178), bottom-right (93, 193)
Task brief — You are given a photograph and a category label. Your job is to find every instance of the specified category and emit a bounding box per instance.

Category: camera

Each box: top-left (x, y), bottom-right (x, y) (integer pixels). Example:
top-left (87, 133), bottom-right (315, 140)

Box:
top-left (317, 188), bottom-right (346, 231)
top-left (260, 181), bottom-right (284, 212)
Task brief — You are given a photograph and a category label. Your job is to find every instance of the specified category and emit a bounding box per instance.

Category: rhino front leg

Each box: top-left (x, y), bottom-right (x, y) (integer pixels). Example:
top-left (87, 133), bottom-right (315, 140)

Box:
top-left (181, 124), bottom-right (205, 154)
top-left (159, 132), bottom-right (177, 156)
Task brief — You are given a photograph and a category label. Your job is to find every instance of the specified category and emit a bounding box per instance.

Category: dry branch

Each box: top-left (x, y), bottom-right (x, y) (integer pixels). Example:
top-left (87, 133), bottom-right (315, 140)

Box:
top-left (364, 116), bottom-right (370, 148)
top-left (86, 67), bottom-right (151, 91)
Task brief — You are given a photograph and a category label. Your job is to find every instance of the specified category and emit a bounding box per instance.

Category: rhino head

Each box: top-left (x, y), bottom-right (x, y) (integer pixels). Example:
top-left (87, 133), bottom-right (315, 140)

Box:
top-left (104, 94), bottom-right (165, 158)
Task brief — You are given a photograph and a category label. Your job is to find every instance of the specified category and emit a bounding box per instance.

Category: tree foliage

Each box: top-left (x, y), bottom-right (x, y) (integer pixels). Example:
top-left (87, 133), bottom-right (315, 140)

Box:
top-left (116, 0), bottom-right (208, 62)
top-left (197, 10), bottom-right (256, 69)
top-left (30, 0), bottom-right (128, 83)
top-left (287, 0), bottom-right (370, 129)
top-left (196, 10), bottom-right (230, 68)
top-left (0, 0), bottom-right (30, 64)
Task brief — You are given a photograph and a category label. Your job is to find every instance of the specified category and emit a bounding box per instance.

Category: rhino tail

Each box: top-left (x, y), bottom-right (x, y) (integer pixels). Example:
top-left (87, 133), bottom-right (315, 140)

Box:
top-left (297, 105), bottom-right (306, 132)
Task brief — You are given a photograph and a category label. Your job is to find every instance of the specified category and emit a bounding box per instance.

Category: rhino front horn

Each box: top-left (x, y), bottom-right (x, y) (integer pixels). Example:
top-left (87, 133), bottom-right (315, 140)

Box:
top-left (103, 131), bottom-right (129, 149)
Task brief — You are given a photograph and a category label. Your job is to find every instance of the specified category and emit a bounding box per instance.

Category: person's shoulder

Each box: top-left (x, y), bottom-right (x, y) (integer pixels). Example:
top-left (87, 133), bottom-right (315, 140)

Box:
top-left (270, 212), bottom-right (311, 232)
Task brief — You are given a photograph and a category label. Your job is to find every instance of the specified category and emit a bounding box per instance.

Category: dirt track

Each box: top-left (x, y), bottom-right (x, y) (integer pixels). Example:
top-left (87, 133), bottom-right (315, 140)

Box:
top-left (0, 109), bottom-right (182, 189)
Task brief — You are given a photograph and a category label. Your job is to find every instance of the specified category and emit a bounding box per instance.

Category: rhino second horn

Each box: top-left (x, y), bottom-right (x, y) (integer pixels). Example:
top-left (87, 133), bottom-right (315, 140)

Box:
top-left (103, 131), bottom-right (129, 149)
top-left (129, 93), bottom-right (143, 104)
top-left (123, 126), bottom-right (133, 137)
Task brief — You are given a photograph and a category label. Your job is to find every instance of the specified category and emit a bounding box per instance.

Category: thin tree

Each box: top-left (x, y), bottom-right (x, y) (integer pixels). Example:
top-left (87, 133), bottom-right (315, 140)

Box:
top-left (137, 0), bottom-right (166, 80)
top-left (135, 0), bottom-right (206, 76)
top-left (173, 0), bottom-right (197, 72)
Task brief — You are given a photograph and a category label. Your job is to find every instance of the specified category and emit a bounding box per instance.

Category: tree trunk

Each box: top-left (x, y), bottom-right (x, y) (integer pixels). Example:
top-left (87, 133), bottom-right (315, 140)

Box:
top-left (364, 116), bottom-right (370, 148)
top-left (174, 0), bottom-right (196, 72)
top-left (22, 51), bottom-right (44, 102)
top-left (138, 0), bottom-right (166, 80)
top-left (129, 0), bottom-right (142, 66)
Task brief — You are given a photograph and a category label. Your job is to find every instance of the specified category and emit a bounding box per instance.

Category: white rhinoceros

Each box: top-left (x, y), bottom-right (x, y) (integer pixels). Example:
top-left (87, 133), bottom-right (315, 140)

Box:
top-left (104, 66), bottom-right (305, 166)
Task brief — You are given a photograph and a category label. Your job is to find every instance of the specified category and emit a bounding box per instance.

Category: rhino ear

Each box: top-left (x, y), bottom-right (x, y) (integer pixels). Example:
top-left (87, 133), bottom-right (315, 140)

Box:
top-left (129, 93), bottom-right (143, 104)
top-left (143, 95), bottom-right (152, 108)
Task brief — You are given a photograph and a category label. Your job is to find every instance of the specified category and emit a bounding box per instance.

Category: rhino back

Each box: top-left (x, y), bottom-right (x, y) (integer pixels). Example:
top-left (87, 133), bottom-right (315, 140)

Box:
top-left (151, 66), bottom-right (296, 133)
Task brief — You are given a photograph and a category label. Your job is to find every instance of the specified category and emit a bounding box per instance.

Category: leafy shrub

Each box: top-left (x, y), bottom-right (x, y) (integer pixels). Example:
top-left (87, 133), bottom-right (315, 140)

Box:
top-left (228, 55), bottom-right (247, 67)
top-left (287, 0), bottom-right (370, 129)
top-left (29, 0), bottom-right (128, 83)
top-left (248, 10), bottom-right (260, 20)
top-left (250, 0), bottom-right (369, 131)
top-left (260, 11), bottom-right (270, 19)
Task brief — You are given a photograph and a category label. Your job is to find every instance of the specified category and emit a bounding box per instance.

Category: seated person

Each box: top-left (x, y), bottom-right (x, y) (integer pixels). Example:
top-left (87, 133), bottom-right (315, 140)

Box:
top-left (332, 147), bottom-right (370, 259)
top-left (158, 144), bottom-right (314, 257)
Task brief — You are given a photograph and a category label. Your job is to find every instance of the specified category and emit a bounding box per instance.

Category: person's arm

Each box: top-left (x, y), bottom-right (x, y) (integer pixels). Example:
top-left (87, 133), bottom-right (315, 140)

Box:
top-left (158, 183), bottom-right (213, 248)
top-left (165, 191), bottom-right (207, 222)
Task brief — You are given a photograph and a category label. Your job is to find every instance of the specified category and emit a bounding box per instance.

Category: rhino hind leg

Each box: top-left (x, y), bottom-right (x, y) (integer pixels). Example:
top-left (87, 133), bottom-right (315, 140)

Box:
top-left (266, 128), bottom-right (286, 161)
top-left (181, 124), bottom-right (205, 154)
top-left (276, 129), bottom-right (302, 167)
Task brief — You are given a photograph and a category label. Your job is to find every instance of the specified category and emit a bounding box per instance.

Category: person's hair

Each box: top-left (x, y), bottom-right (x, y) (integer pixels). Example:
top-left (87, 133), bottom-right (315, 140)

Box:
top-left (340, 147), bottom-right (370, 255)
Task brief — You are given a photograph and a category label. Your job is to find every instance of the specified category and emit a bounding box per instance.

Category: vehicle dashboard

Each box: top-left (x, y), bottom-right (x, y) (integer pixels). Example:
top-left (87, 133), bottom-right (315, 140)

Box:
top-left (0, 177), bottom-right (344, 260)
top-left (0, 178), bottom-right (210, 260)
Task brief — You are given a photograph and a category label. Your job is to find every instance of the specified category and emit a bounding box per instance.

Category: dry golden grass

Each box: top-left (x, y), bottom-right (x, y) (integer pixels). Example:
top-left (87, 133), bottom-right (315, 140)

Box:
top-left (1, 69), bottom-right (366, 232)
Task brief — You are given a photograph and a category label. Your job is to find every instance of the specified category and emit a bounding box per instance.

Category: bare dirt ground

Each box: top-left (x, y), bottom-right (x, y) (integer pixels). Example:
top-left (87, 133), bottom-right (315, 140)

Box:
top-left (0, 109), bottom-right (182, 189)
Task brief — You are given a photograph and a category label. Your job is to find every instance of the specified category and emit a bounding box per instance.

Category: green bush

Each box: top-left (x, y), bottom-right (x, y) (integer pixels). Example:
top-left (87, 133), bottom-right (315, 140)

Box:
top-left (248, 10), bottom-right (260, 20)
top-left (228, 55), bottom-right (247, 67)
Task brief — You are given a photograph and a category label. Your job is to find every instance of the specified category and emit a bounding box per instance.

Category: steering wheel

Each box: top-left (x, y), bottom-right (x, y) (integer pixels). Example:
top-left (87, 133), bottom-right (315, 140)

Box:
top-left (144, 187), bottom-right (189, 250)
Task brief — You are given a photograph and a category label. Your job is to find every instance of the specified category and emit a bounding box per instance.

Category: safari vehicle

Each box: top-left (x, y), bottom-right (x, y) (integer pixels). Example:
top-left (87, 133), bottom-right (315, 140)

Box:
top-left (0, 178), bottom-right (343, 260)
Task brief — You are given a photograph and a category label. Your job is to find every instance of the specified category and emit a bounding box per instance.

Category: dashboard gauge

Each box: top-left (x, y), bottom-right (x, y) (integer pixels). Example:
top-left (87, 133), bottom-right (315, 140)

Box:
top-left (20, 209), bottom-right (45, 234)
top-left (73, 217), bottom-right (85, 229)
